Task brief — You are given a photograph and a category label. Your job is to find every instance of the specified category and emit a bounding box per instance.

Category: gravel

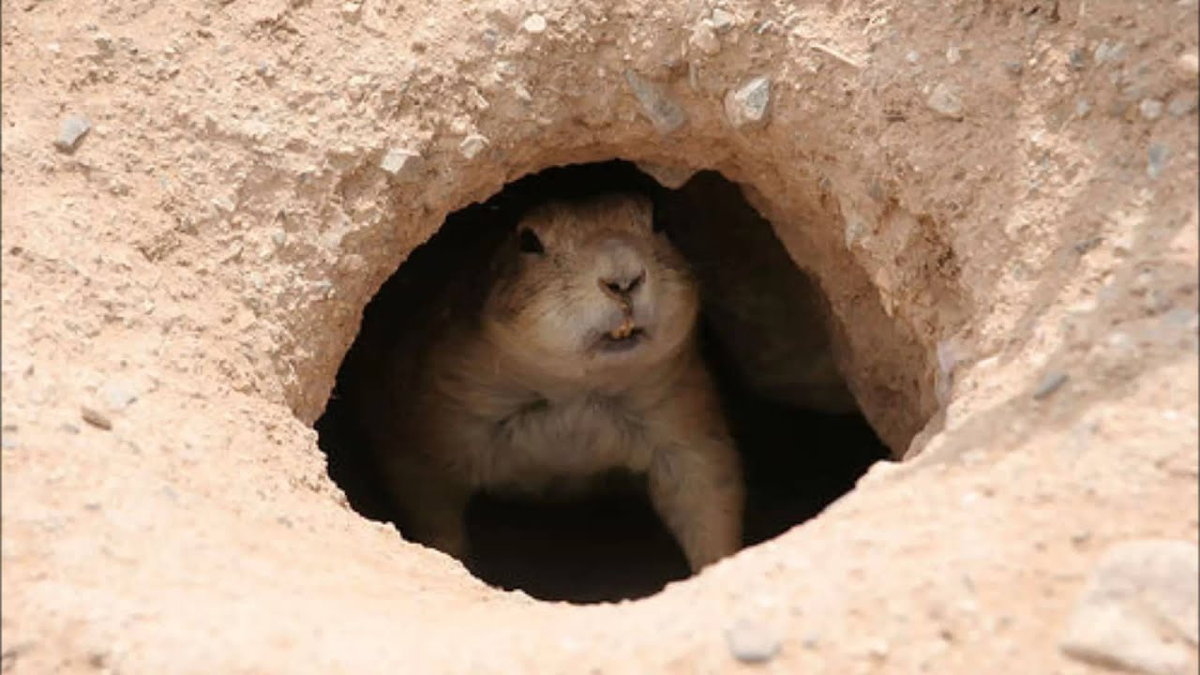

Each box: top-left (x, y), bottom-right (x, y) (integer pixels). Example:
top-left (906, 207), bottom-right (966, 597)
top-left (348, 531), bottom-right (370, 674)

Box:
top-left (725, 618), bottom-right (782, 664)
top-left (1138, 98), bottom-right (1164, 121)
top-left (522, 14), bottom-right (547, 34)
top-left (459, 134), bottom-right (489, 160)
top-left (926, 82), bottom-right (964, 119)
top-left (380, 148), bottom-right (424, 181)
top-left (624, 70), bottom-right (687, 134)
top-left (81, 406), bottom-right (113, 430)
top-left (54, 116), bottom-right (91, 153)
top-left (1147, 143), bottom-right (1169, 180)
top-left (724, 76), bottom-right (771, 129)
top-left (1032, 371), bottom-right (1068, 400)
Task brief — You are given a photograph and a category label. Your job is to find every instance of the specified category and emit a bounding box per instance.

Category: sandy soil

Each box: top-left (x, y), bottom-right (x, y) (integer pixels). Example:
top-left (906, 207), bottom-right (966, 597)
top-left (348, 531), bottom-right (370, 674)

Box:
top-left (1, 0), bottom-right (1197, 672)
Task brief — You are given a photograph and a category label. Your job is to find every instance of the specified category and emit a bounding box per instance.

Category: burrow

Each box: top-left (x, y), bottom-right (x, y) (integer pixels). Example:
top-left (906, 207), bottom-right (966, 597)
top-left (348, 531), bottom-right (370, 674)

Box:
top-left (314, 155), bottom-right (966, 604)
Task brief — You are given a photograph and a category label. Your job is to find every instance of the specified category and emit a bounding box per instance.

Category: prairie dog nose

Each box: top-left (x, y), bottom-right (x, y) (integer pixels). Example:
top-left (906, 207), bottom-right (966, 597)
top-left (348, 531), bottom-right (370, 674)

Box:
top-left (595, 237), bottom-right (647, 300)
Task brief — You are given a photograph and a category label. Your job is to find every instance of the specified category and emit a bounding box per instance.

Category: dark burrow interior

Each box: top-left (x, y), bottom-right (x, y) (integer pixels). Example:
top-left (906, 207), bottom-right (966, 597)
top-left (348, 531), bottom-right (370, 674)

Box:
top-left (316, 160), bottom-right (891, 604)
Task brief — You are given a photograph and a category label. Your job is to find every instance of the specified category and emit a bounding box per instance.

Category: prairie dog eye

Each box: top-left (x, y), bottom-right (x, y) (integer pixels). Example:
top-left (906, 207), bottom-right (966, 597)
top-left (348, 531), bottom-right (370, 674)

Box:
top-left (519, 228), bottom-right (545, 255)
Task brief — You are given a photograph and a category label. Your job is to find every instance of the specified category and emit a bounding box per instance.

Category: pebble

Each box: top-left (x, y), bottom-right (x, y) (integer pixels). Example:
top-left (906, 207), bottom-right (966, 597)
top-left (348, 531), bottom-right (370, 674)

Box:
top-left (341, 2), bottom-right (361, 21)
top-left (459, 134), bottom-right (489, 160)
top-left (380, 147), bottom-right (424, 181)
top-left (1075, 98), bottom-right (1092, 118)
top-left (1147, 143), bottom-right (1169, 180)
top-left (689, 20), bottom-right (720, 56)
top-left (54, 116), bottom-right (91, 153)
top-left (1032, 370), bottom-right (1068, 400)
top-left (1093, 41), bottom-right (1127, 64)
top-left (522, 14), bottom-right (547, 34)
top-left (725, 618), bottom-right (781, 664)
top-left (926, 82), bottom-right (964, 119)
top-left (1060, 539), bottom-right (1198, 675)
top-left (710, 9), bottom-right (736, 33)
top-left (1167, 92), bottom-right (1197, 117)
top-left (724, 76), bottom-right (771, 129)
top-left (80, 406), bottom-right (113, 430)
top-left (624, 70), bottom-right (687, 134)
top-left (100, 381), bottom-right (138, 411)
top-left (1176, 52), bottom-right (1199, 79)
top-left (1139, 98), bottom-right (1164, 121)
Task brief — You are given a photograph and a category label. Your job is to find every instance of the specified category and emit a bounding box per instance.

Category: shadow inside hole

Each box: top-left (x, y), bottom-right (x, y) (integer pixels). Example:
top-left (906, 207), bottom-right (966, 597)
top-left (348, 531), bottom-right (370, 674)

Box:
top-left (315, 160), bottom-right (890, 604)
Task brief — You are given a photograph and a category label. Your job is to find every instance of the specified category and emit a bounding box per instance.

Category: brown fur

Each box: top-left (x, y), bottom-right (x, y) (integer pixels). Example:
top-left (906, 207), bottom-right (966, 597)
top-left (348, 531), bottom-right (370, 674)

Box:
top-left (350, 192), bottom-right (744, 572)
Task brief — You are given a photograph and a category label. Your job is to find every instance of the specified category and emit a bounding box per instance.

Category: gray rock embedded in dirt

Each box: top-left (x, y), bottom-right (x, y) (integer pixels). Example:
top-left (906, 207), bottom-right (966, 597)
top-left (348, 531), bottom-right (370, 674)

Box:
top-left (725, 618), bottom-right (782, 664)
top-left (624, 70), bottom-right (687, 134)
top-left (1032, 371), bottom-right (1068, 400)
top-left (1094, 41), bottom-right (1127, 64)
top-left (927, 82), bottom-right (964, 119)
top-left (1167, 92), bottom-right (1198, 117)
top-left (380, 148), bottom-right (424, 181)
top-left (1147, 143), bottom-right (1170, 180)
top-left (724, 76), bottom-right (771, 129)
top-left (54, 116), bottom-right (91, 153)
top-left (1060, 539), bottom-right (1199, 675)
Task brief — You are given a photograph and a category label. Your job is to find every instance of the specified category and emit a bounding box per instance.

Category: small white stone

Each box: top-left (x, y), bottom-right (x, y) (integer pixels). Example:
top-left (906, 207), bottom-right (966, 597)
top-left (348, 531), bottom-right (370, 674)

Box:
top-left (522, 14), bottom-right (547, 34)
top-left (459, 134), bottom-right (489, 160)
top-left (725, 619), bottom-right (781, 663)
top-left (710, 9), bottom-right (736, 33)
top-left (380, 148), bottom-right (424, 181)
top-left (1139, 98), bottom-right (1164, 121)
top-left (1177, 52), bottom-right (1199, 78)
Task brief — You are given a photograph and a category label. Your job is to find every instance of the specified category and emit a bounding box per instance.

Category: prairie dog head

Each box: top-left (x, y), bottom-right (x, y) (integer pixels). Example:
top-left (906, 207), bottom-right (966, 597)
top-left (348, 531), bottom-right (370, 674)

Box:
top-left (482, 192), bottom-right (700, 382)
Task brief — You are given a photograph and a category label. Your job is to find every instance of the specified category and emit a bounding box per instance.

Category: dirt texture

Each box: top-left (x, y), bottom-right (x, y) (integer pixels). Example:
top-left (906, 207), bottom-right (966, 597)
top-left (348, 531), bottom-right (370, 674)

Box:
top-left (1, 0), bottom-right (1197, 672)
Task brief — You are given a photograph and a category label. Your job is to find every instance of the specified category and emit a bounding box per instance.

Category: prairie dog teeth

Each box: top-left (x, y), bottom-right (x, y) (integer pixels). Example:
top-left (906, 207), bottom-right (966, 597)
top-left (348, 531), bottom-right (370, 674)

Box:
top-left (609, 320), bottom-right (635, 339)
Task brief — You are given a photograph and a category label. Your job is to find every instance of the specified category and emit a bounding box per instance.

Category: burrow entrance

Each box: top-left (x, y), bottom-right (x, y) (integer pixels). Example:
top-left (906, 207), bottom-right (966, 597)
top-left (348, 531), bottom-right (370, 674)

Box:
top-left (317, 161), bottom-right (897, 604)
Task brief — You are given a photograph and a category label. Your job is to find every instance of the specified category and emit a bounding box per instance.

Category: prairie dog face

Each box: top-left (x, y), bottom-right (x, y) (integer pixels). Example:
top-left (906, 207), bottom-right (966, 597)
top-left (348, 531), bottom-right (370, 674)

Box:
top-left (482, 192), bottom-right (700, 381)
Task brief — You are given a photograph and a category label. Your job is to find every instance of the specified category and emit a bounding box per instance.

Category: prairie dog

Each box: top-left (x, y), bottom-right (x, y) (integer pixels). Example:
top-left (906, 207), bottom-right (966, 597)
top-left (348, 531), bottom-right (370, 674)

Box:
top-left (350, 192), bottom-right (744, 572)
